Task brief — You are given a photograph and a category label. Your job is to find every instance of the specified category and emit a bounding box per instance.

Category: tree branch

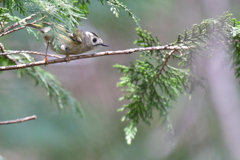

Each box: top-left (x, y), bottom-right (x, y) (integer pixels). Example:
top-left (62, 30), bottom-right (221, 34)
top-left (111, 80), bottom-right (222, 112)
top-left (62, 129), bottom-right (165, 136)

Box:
top-left (0, 14), bottom-right (45, 37)
top-left (0, 115), bottom-right (37, 125)
top-left (0, 50), bottom-right (63, 58)
top-left (0, 45), bottom-right (191, 71)
top-left (0, 25), bottom-right (27, 37)
top-left (148, 49), bottom-right (176, 87)
top-left (1, 14), bottom-right (36, 33)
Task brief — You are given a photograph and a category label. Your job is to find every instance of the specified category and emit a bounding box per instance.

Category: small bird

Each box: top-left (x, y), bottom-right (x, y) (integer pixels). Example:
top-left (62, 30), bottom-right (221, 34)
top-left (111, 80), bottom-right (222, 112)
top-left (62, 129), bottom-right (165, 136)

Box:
top-left (25, 23), bottom-right (108, 62)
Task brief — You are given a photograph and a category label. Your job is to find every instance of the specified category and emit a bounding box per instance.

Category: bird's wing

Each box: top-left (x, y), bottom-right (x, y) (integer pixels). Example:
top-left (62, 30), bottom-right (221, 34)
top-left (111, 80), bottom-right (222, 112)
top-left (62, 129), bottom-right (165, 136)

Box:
top-left (71, 28), bottom-right (83, 44)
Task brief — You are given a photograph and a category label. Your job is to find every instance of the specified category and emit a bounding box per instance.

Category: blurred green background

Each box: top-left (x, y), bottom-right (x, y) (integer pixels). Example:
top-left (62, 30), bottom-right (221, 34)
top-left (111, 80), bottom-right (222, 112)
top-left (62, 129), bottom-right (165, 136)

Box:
top-left (1, 0), bottom-right (240, 159)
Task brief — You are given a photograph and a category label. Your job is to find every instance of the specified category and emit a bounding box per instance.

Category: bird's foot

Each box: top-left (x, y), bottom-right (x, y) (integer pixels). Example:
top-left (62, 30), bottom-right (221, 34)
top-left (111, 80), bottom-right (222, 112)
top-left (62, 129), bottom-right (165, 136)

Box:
top-left (65, 54), bottom-right (70, 62)
top-left (44, 56), bottom-right (48, 66)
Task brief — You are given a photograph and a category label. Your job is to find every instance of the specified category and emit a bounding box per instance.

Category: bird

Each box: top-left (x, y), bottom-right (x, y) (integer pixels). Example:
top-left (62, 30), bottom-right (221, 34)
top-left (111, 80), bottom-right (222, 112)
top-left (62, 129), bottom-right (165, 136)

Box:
top-left (25, 23), bottom-right (108, 62)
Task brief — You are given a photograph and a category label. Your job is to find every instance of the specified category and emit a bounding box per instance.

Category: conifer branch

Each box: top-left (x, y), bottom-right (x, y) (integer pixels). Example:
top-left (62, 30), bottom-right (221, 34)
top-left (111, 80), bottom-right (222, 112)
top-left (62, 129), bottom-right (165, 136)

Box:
top-left (0, 14), bottom-right (47, 37)
top-left (2, 13), bottom-right (36, 33)
top-left (0, 25), bottom-right (26, 37)
top-left (0, 45), bottom-right (193, 71)
top-left (148, 49), bottom-right (177, 87)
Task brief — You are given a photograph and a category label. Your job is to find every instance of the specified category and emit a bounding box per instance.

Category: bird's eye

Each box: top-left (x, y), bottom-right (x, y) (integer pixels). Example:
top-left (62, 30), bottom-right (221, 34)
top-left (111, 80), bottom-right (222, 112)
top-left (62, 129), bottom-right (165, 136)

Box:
top-left (92, 38), bottom-right (97, 43)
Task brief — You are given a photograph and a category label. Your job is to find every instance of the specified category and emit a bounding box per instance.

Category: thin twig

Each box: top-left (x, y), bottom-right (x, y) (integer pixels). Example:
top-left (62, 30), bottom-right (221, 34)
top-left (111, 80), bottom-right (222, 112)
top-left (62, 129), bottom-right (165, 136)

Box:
top-left (0, 43), bottom-right (6, 53)
top-left (156, 50), bottom-right (176, 78)
top-left (148, 49), bottom-right (176, 87)
top-left (0, 14), bottom-right (44, 37)
top-left (0, 115), bottom-right (37, 125)
top-left (0, 45), bottom-right (191, 71)
top-left (0, 21), bottom-right (5, 31)
top-left (0, 26), bottom-right (26, 37)
top-left (2, 14), bottom-right (36, 33)
top-left (0, 51), bottom-right (63, 58)
top-left (0, 43), bottom-right (19, 64)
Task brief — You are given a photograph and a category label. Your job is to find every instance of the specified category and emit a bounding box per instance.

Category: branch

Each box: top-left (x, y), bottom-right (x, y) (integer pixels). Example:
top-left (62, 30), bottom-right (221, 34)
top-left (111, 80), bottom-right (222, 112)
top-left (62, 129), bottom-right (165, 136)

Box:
top-left (0, 14), bottom-right (45, 37)
top-left (148, 49), bottom-right (176, 86)
top-left (0, 50), bottom-right (63, 58)
top-left (1, 14), bottom-right (36, 33)
top-left (0, 25), bottom-right (26, 37)
top-left (0, 45), bottom-right (191, 71)
top-left (0, 115), bottom-right (37, 125)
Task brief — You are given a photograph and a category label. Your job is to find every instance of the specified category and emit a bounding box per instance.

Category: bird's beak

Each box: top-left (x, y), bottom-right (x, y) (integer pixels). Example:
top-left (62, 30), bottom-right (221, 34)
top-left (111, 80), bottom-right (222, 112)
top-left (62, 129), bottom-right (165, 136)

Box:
top-left (101, 43), bottom-right (109, 47)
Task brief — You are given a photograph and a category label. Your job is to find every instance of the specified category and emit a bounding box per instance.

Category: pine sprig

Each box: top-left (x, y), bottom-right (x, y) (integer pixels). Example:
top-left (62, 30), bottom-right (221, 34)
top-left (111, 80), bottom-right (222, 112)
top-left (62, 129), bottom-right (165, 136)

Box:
top-left (115, 12), bottom-right (235, 144)
top-left (114, 29), bottom-right (188, 144)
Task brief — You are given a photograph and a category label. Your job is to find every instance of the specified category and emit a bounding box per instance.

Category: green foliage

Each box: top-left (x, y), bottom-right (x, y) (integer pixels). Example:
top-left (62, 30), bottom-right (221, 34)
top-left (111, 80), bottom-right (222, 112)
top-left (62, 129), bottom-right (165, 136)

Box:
top-left (3, 0), bottom-right (87, 25)
top-left (124, 121), bottom-right (137, 144)
top-left (114, 29), bottom-right (189, 144)
top-left (107, 0), bottom-right (141, 28)
top-left (0, 7), bottom-right (21, 24)
top-left (115, 12), bottom-right (236, 144)
top-left (3, 0), bottom-right (27, 15)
